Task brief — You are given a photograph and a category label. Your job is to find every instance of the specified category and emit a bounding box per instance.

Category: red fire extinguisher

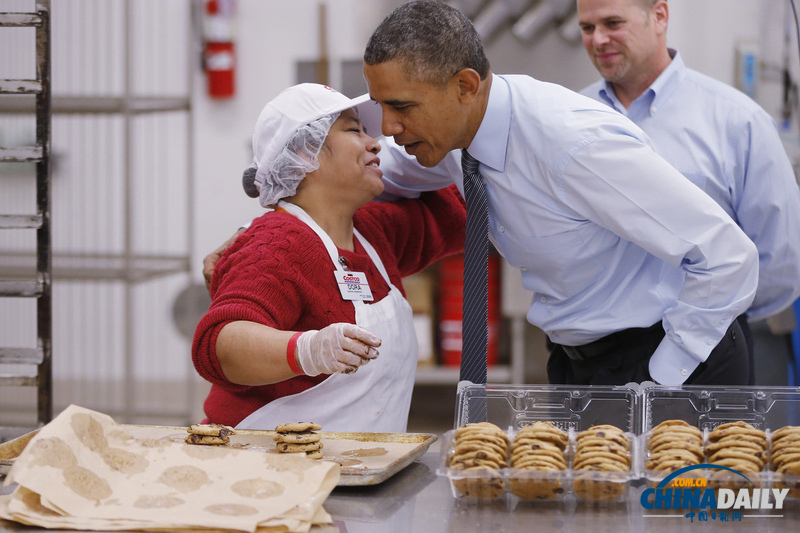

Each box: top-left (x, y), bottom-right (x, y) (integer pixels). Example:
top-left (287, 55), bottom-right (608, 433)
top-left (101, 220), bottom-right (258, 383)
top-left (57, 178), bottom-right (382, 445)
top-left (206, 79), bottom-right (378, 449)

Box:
top-left (203, 0), bottom-right (236, 99)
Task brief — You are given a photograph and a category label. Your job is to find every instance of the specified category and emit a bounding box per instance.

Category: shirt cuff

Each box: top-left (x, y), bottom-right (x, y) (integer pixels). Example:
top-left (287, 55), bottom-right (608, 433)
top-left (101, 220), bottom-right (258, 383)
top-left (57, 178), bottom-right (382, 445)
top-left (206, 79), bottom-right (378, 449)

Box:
top-left (648, 337), bottom-right (704, 385)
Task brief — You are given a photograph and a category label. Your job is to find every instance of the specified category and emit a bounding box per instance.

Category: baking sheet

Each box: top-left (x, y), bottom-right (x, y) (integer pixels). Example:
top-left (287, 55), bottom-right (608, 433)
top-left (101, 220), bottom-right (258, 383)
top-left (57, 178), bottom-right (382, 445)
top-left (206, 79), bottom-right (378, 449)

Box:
top-left (0, 426), bottom-right (436, 486)
top-left (325, 460), bottom-right (438, 522)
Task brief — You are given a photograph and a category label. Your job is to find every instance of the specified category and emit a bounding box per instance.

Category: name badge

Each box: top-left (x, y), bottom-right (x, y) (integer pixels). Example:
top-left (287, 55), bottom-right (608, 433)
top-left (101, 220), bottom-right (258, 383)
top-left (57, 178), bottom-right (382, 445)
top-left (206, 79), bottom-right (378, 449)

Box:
top-left (334, 271), bottom-right (373, 301)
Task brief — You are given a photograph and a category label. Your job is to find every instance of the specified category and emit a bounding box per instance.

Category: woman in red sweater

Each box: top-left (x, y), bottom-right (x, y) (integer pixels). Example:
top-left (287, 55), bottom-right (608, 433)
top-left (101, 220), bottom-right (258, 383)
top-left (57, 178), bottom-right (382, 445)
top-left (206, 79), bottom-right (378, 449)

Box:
top-left (192, 84), bottom-right (465, 432)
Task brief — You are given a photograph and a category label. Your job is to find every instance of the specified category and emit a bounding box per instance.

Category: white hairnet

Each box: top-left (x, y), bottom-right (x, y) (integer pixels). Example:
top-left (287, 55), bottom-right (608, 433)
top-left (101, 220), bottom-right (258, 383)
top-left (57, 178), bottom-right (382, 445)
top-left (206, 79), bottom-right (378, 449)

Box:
top-left (250, 84), bottom-right (382, 207)
top-left (253, 112), bottom-right (339, 207)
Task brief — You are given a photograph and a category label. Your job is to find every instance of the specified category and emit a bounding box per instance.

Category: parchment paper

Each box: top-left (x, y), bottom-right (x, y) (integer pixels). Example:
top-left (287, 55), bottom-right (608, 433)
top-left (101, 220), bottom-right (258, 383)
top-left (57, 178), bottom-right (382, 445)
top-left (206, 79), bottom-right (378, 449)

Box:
top-left (0, 405), bottom-right (339, 532)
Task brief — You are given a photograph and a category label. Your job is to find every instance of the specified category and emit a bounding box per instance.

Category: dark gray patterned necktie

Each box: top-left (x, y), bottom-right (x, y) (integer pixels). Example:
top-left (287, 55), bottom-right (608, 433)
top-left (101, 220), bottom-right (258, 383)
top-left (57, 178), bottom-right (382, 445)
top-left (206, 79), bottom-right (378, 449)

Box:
top-left (460, 149), bottom-right (489, 388)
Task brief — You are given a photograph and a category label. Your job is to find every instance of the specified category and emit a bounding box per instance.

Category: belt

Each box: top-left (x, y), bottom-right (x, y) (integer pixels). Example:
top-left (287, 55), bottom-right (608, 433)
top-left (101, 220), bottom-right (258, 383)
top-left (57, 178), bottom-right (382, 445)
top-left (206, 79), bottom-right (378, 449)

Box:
top-left (558, 322), bottom-right (664, 362)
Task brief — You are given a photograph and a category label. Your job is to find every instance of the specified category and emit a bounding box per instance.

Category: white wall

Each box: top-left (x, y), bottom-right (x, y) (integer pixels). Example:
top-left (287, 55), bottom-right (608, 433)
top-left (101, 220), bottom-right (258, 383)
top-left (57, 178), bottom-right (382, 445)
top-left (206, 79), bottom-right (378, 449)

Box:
top-left (668, 0), bottom-right (761, 87)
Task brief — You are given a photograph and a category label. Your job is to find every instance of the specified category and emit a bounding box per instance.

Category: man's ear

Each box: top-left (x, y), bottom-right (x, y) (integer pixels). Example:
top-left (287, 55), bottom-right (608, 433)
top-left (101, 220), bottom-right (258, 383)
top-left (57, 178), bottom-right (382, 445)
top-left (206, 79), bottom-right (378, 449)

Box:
top-left (453, 68), bottom-right (482, 104)
top-left (653, 0), bottom-right (669, 34)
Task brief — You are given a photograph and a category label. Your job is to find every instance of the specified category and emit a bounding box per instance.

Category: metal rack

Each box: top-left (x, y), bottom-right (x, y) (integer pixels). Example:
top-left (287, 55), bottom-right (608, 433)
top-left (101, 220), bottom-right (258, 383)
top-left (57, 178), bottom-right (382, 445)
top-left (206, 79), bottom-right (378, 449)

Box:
top-left (0, 0), bottom-right (195, 427)
top-left (0, 0), bottom-right (52, 432)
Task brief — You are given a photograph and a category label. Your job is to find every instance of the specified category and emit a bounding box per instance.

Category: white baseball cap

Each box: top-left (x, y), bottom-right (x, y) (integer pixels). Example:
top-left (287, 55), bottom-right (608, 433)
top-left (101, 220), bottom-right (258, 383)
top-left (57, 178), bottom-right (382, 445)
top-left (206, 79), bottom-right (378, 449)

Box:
top-left (251, 83), bottom-right (383, 206)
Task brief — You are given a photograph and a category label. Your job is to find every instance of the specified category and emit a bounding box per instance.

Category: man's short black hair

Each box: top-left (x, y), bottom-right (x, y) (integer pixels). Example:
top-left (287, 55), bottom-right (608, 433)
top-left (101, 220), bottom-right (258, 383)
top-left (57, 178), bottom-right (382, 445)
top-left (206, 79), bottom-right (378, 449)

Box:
top-left (364, 0), bottom-right (490, 86)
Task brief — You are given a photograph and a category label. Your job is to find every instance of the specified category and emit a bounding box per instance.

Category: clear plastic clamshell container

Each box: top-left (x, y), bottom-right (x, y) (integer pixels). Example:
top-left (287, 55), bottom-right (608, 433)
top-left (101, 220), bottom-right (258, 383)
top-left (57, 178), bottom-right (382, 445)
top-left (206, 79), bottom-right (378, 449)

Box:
top-left (640, 385), bottom-right (800, 498)
top-left (439, 384), bottom-right (640, 505)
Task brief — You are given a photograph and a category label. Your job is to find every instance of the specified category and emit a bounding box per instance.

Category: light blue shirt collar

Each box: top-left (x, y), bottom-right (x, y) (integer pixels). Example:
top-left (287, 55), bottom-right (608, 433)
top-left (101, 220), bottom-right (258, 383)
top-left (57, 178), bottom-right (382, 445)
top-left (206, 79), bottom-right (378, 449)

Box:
top-left (466, 74), bottom-right (510, 172)
top-left (598, 49), bottom-right (685, 117)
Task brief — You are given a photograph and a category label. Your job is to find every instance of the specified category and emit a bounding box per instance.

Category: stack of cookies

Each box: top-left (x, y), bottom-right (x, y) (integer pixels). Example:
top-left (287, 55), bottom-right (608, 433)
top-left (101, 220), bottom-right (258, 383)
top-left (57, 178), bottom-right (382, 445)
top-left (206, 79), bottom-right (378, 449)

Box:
top-left (769, 425), bottom-right (800, 497)
top-left (645, 420), bottom-right (703, 473)
top-left (449, 422), bottom-right (509, 499)
top-left (185, 423), bottom-right (235, 445)
top-left (508, 421), bottom-right (568, 500)
top-left (707, 421), bottom-right (767, 491)
top-left (572, 424), bottom-right (631, 501)
top-left (707, 421), bottom-right (767, 473)
top-left (273, 422), bottom-right (324, 460)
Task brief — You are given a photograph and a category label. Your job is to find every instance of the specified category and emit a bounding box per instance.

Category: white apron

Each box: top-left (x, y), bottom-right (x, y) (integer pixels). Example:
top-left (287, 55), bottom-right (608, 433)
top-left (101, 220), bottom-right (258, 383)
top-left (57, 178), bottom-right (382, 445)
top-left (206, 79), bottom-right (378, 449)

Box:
top-left (236, 201), bottom-right (418, 433)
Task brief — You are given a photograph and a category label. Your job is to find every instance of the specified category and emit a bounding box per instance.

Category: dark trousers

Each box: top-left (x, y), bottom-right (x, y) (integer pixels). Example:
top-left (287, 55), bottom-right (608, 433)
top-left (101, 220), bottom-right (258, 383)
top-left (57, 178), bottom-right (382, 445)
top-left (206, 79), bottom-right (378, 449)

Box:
top-left (547, 320), bottom-right (750, 386)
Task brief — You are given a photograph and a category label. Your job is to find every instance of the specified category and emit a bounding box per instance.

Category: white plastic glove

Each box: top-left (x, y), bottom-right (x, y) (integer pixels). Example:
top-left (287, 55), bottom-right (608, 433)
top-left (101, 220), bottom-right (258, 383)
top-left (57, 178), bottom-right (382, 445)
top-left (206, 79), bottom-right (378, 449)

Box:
top-left (295, 323), bottom-right (381, 376)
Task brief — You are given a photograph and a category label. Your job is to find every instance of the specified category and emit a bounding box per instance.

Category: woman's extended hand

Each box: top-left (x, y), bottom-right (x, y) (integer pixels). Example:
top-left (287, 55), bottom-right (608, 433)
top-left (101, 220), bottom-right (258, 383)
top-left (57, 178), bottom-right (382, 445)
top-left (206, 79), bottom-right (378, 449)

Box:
top-left (203, 228), bottom-right (246, 291)
top-left (296, 323), bottom-right (382, 376)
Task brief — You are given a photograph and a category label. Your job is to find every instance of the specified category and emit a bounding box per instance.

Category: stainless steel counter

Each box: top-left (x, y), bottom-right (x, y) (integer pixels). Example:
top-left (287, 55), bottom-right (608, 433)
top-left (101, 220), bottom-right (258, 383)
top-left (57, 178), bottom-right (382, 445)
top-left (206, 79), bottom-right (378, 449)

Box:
top-left (2, 451), bottom-right (799, 533)
top-left (318, 451), bottom-right (800, 533)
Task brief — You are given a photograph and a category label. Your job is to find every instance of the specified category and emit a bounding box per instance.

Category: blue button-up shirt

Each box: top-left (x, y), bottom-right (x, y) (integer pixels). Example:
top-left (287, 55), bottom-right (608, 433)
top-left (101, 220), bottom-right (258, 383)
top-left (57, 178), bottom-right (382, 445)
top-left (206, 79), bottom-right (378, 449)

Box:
top-left (582, 50), bottom-right (800, 321)
top-left (378, 73), bottom-right (758, 385)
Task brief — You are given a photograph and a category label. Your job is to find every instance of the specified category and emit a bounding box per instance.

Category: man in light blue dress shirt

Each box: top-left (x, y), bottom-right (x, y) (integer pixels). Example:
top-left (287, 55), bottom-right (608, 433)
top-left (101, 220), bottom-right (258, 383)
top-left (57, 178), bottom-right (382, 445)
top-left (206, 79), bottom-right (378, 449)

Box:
top-left (576, 0), bottom-right (800, 384)
top-left (363, 1), bottom-right (758, 386)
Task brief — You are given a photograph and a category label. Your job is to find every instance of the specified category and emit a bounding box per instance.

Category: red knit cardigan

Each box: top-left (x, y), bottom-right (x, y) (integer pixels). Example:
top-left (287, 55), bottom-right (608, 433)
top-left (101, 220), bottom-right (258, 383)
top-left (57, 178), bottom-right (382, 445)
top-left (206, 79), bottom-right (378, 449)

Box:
top-left (192, 185), bottom-right (465, 426)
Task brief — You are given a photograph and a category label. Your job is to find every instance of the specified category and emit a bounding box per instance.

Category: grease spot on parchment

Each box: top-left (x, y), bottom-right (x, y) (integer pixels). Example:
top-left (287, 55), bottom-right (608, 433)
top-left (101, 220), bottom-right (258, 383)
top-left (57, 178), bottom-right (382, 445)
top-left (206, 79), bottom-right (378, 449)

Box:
top-left (102, 448), bottom-right (149, 475)
top-left (107, 429), bottom-right (135, 445)
top-left (331, 458), bottom-right (363, 467)
top-left (205, 503), bottom-right (259, 516)
top-left (29, 437), bottom-right (77, 469)
top-left (341, 447), bottom-right (387, 457)
top-left (158, 465), bottom-right (211, 493)
top-left (231, 478), bottom-right (284, 499)
top-left (64, 465), bottom-right (113, 501)
top-left (69, 413), bottom-right (149, 475)
top-left (134, 495), bottom-right (186, 509)
top-left (70, 413), bottom-right (107, 452)
top-left (27, 437), bottom-right (112, 502)
top-left (264, 454), bottom-right (305, 482)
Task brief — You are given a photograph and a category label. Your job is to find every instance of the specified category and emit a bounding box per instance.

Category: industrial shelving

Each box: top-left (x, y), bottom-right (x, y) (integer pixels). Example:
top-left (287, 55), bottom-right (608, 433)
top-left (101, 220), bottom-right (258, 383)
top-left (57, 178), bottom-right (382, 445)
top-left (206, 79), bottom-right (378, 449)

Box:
top-left (0, 0), bottom-right (52, 437)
